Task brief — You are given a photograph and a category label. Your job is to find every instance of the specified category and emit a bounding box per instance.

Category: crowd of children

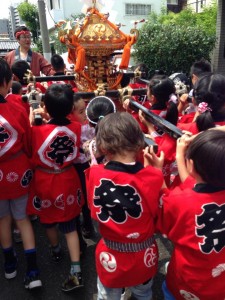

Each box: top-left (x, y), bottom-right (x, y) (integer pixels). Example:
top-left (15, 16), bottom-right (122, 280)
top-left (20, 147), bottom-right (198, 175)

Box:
top-left (0, 52), bottom-right (225, 300)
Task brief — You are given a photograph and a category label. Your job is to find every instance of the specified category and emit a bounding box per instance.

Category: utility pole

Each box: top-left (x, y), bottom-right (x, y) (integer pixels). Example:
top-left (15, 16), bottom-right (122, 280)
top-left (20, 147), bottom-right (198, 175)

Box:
top-left (212, 0), bottom-right (225, 75)
top-left (38, 0), bottom-right (51, 62)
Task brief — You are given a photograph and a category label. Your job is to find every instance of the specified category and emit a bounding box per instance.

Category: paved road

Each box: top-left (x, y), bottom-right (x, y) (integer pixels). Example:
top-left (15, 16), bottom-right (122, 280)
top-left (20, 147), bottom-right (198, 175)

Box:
top-left (0, 220), bottom-right (172, 300)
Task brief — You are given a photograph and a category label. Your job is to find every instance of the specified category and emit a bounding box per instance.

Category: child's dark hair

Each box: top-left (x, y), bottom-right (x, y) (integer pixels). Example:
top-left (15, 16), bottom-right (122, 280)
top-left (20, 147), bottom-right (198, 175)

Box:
top-left (148, 77), bottom-right (178, 125)
top-left (133, 63), bottom-right (149, 79)
top-left (0, 58), bottom-right (12, 85)
top-left (186, 130), bottom-right (225, 188)
top-left (96, 111), bottom-right (145, 156)
top-left (11, 60), bottom-right (31, 84)
top-left (190, 58), bottom-right (212, 78)
top-left (120, 73), bottom-right (130, 88)
top-left (193, 73), bottom-right (225, 131)
top-left (73, 94), bottom-right (82, 107)
top-left (86, 96), bottom-right (116, 126)
top-left (11, 81), bottom-right (22, 94)
top-left (44, 84), bottom-right (74, 119)
top-left (51, 54), bottom-right (65, 72)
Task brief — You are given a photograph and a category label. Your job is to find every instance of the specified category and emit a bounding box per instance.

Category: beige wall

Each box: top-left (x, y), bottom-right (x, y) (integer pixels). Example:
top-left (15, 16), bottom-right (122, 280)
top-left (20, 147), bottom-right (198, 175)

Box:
top-left (186, 0), bottom-right (217, 12)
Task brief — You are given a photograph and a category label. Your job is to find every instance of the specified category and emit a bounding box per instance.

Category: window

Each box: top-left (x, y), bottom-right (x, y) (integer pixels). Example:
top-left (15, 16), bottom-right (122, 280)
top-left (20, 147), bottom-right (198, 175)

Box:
top-left (201, 0), bottom-right (206, 8)
top-left (125, 4), bottom-right (151, 16)
top-left (167, 0), bottom-right (178, 4)
top-left (49, 0), bottom-right (60, 10)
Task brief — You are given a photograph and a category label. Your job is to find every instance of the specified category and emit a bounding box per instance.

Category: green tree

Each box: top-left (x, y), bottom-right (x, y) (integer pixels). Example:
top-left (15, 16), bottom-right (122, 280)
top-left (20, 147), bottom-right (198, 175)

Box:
top-left (195, 1), bottom-right (217, 35)
top-left (159, 1), bottom-right (217, 36)
top-left (17, 2), bottom-right (40, 43)
top-left (49, 31), bottom-right (67, 54)
top-left (133, 3), bottom-right (217, 77)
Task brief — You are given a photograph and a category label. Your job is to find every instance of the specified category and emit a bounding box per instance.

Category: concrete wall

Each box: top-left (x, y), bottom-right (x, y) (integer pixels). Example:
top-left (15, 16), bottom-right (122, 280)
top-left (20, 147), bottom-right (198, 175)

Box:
top-left (186, 0), bottom-right (217, 12)
top-left (46, 0), bottom-right (165, 34)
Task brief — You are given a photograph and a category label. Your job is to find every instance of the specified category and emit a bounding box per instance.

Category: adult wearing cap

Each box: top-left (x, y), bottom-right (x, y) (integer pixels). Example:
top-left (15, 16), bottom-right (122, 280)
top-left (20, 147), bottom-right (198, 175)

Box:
top-left (5, 25), bottom-right (53, 76)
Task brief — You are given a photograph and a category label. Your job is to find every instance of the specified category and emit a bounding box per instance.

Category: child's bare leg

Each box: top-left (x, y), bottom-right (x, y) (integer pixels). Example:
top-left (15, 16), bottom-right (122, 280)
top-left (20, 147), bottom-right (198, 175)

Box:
top-left (0, 214), bottom-right (17, 279)
top-left (15, 217), bottom-right (35, 250)
top-left (61, 230), bottom-right (83, 292)
top-left (0, 214), bottom-right (12, 248)
top-left (46, 226), bottom-right (59, 247)
top-left (16, 216), bottom-right (41, 285)
top-left (65, 230), bottom-right (80, 262)
top-left (45, 225), bottom-right (62, 262)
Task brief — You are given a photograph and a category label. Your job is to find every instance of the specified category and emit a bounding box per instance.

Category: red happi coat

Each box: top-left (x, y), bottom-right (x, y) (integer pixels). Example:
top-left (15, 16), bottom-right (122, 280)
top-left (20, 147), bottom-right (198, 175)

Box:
top-left (157, 176), bottom-right (225, 300)
top-left (35, 75), bottom-right (77, 94)
top-left (0, 96), bottom-right (32, 199)
top-left (85, 161), bottom-right (163, 288)
top-left (154, 133), bottom-right (177, 187)
top-left (6, 93), bottom-right (30, 116)
top-left (178, 120), bottom-right (225, 135)
top-left (178, 111), bottom-right (195, 124)
top-left (27, 121), bottom-right (83, 223)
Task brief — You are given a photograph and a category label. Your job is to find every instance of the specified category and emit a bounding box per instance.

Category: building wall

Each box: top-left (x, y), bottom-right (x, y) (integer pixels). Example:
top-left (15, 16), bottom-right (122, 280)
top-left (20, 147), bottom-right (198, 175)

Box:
top-left (0, 19), bottom-right (9, 38)
top-left (186, 0), bottom-right (216, 12)
top-left (8, 5), bottom-right (24, 39)
top-left (46, 0), bottom-right (165, 34)
top-left (168, 0), bottom-right (187, 13)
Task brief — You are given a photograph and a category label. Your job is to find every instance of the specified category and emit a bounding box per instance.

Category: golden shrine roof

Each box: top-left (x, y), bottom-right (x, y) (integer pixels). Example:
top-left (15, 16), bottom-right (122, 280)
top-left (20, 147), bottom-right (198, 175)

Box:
top-left (57, 3), bottom-right (139, 91)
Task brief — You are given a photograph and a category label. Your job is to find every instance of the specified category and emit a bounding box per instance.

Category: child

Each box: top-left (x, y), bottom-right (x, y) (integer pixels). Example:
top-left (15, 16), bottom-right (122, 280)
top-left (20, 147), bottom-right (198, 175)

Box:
top-left (48, 54), bottom-right (77, 90)
top-left (74, 95), bottom-right (116, 238)
top-left (153, 130), bottom-right (225, 299)
top-left (177, 58), bottom-right (212, 121)
top-left (9, 60), bottom-right (31, 115)
top-left (11, 81), bottom-right (23, 95)
top-left (27, 83), bottom-right (84, 291)
top-left (83, 95), bottom-right (117, 165)
top-left (135, 78), bottom-right (179, 187)
top-left (70, 94), bottom-right (95, 239)
top-left (85, 112), bottom-right (163, 300)
top-left (11, 60), bottom-right (31, 94)
top-left (178, 73), bottom-right (225, 134)
top-left (145, 77), bottom-right (178, 125)
top-left (0, 58), bottom-right (42, 289)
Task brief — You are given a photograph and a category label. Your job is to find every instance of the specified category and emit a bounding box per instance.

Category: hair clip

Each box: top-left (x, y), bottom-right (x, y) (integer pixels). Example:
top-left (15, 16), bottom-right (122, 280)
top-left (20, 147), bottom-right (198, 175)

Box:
top-left (168, 93), bottom-right (178, 104)
top-left (197, 102), bottom-right (212, 114)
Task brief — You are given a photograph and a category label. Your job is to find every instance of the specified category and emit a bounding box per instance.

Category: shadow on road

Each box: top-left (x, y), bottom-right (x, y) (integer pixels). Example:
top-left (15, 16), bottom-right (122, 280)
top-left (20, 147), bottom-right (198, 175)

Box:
top-left (0, 221), bottom-right (172, 300)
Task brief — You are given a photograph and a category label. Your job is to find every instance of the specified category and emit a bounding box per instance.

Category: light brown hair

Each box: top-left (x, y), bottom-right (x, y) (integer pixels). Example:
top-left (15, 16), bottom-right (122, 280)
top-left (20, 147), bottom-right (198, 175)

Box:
top-left (96, 111), bottom-right (145, 156)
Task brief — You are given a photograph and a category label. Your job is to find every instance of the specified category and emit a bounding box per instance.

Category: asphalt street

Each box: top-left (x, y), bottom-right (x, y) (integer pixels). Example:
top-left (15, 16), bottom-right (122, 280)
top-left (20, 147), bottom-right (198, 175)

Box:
top-left (0, 220), bottom-right (172, 300)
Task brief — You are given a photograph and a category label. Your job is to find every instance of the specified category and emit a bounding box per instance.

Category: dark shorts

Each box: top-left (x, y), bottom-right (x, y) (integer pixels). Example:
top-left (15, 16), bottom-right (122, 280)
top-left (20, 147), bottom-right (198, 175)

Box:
top-left (41, 217), bottom-right (77, 234)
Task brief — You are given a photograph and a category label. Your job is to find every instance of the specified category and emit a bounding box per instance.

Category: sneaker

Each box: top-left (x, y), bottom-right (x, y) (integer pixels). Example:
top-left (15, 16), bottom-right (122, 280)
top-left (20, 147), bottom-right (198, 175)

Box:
top-left (24, 270), bottom-right (42, 289)
top-left (49, 246), bottom-right (63, 263)
top-left (5, 258), bottom-right (18, 279)
top-left (13, 229), bottom-right (22, 244)
top-left (121, 288), bottom-right (126, 300)
top-left (61, 272), bottom-right (84, 292)
top-left (164, 261), bottom-right (169, 274)
top-left (29, 215), bottom-right (38, 222)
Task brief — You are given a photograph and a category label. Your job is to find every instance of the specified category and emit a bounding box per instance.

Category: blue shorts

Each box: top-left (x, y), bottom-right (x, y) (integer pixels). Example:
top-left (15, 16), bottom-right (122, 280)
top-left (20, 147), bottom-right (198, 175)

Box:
top-left (0, 194), bottom-right (28, 220)
top-left (162, 280), bottom-right (176, 300)
top-left (97, 276), bottom-right (153, 300)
